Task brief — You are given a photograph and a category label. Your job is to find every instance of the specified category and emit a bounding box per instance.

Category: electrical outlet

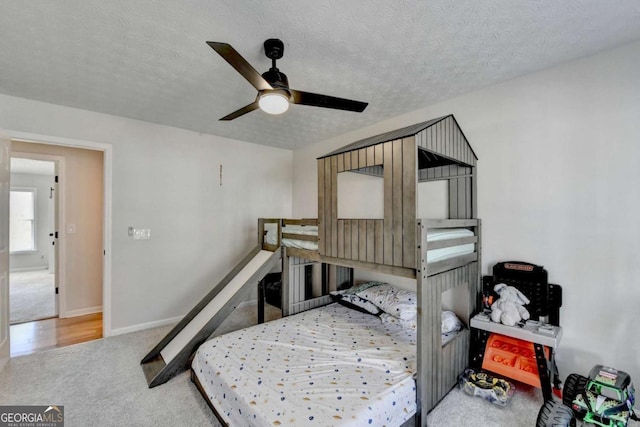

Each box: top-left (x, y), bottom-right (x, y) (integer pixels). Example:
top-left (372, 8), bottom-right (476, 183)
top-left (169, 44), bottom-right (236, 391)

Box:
top-left (132, 228), bottom-right (151, 240)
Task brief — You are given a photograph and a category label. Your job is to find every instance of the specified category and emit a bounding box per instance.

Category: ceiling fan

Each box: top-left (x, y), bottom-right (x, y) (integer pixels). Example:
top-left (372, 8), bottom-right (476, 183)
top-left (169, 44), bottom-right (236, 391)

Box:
top-left (206, 39), bottom-right (368, 121)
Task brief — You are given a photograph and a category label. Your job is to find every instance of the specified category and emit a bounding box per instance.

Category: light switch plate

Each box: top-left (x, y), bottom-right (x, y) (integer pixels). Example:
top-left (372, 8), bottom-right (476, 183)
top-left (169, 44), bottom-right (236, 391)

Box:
top-left (132, 228), bottom-right (151, 240)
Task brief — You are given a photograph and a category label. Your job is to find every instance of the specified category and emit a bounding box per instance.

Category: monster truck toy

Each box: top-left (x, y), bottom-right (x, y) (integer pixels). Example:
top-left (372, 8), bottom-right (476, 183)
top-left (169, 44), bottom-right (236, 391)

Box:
top-left (537, 365), bottom-right (639, 427)
top-left (459, 368), bottom-right (515, 406)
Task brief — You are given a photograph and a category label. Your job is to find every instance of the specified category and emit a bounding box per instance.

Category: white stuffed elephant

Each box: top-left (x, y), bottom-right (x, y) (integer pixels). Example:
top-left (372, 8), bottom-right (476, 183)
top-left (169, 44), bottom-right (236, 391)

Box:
top-left (490, 283), bottom-right (531, 326)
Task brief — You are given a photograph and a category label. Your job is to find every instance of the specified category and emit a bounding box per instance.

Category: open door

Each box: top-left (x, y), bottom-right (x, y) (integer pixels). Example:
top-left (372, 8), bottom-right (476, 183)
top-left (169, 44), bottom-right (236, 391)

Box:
top-left (48, 173), bottom-right (56, 275)
top-left (50, 164), bottom-right (59, 316)
top-left (0, 130), bottom-right (11, 369)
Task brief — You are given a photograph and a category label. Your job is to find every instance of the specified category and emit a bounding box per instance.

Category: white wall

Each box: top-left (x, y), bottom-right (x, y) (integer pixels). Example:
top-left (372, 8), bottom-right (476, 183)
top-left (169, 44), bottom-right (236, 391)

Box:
top-left (0, 94), bottom-right (292, 333)
top-left (292, 40), bottom-right (640, 382)
top-left (9, 173), bottom-right (52, 271)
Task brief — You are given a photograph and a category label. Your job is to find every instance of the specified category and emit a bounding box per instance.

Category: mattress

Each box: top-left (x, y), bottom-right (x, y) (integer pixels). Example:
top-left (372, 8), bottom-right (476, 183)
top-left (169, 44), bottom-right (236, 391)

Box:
top-left (281, 238), bottom-right (318, 250)
top-left (282, 224), bottom-right (319, 250)
top-left (192, 303), bottom-right (417, 426)
top-left (282, 224), bottom-right (318, 235)
top-left (426, 227), bottom-right (474, 242)
top-left (271, 224), bottom-right (475, 261)
top-left (264, 223), bottom-right (320, 250)
top-left (425, 228), bottom-right (475, 263)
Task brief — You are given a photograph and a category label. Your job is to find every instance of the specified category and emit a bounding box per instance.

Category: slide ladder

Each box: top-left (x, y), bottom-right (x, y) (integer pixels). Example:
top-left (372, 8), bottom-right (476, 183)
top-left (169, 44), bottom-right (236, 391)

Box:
top-left (141, 245), bottom-right (281, 387)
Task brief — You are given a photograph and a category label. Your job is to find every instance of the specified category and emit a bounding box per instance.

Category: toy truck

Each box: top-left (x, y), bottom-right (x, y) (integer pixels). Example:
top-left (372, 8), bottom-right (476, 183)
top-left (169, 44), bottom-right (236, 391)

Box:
top-left (537, 365), bottom-right (638, 427)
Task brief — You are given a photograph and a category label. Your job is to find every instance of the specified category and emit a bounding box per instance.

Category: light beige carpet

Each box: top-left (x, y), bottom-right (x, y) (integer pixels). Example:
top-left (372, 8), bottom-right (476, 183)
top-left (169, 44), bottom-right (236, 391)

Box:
top-left (9, 269), bottom-right (56, 324)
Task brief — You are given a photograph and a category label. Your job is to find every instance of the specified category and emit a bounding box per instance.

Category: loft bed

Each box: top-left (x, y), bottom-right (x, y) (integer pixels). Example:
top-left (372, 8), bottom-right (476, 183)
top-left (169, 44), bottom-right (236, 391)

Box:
top-left (261, 217), bottom-right (478, 317)
top-left (191, 114), bottom-right (480, 426)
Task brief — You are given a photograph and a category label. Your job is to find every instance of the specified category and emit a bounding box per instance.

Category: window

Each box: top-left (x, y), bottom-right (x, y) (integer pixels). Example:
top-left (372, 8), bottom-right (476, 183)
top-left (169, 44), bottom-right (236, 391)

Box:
top-left (10, 188), bottom-right (37, 252)
top-left (337, 170), bottom-right (384, 219)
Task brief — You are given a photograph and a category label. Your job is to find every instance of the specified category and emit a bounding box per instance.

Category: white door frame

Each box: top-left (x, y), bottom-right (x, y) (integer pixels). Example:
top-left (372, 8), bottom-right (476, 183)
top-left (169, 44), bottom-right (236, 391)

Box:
top-left (11, 152), bottom-right (65, 317)
top-left (7, 130), bottom-right (113, 337)
top-left (0, 130), bottom-right (10, 370)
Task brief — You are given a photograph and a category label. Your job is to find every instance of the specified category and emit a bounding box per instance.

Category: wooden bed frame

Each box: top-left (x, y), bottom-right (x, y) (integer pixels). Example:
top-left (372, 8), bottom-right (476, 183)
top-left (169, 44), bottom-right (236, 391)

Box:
top-left (192, 114), bottom-right (480, 426)
top-left (191, 369), bottom-right (229, 426)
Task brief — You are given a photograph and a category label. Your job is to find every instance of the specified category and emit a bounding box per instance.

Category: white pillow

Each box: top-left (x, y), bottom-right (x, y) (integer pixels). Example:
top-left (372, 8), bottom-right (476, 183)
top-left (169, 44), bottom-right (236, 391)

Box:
top-left (355, 283), bottom-right (417, 321)
top-left (441, 311), bottom-right (463, 334)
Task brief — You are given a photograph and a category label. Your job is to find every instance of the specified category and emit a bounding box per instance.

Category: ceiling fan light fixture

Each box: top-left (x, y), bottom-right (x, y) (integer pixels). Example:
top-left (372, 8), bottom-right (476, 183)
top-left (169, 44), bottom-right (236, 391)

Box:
top-left (208, 40), bottom-right (368, 120)
top-left (258, 91), bottom-right (290, 115)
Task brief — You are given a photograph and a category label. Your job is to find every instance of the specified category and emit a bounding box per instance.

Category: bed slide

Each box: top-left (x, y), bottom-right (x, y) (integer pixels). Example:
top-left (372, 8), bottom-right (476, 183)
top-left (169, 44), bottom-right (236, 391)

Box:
top-left (141, 245), bottom-right (281, 388)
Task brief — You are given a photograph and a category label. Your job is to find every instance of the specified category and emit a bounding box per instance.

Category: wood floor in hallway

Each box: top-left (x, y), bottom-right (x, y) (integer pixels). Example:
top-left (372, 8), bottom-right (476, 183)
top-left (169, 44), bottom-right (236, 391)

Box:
top-left (10, 312), bottom-right (103, 357)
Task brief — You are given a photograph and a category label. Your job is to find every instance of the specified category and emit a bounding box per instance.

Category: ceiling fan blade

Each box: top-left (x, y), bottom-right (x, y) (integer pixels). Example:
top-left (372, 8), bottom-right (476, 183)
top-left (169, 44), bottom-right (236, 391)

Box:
top-left (290, 90), bottom-right (368, 113)
top-left (206, 42), bottom-right (273, 92)
top-left (220, 101), bottom-right (260, 121)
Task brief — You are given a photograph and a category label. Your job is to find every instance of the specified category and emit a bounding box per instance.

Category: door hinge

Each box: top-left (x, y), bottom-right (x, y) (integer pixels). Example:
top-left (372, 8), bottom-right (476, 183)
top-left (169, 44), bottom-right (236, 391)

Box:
top-left (55, 175), bottom-right (59, 183)
top-left (55, 287), bottom-right (59, 295)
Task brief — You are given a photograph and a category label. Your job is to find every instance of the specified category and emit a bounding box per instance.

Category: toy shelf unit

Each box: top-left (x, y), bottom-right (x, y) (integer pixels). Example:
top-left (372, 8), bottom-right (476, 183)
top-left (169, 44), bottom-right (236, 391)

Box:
top-left (481, 333), bottom-right (550, 388)
top-left (470, 261), bottom-right (564, 402)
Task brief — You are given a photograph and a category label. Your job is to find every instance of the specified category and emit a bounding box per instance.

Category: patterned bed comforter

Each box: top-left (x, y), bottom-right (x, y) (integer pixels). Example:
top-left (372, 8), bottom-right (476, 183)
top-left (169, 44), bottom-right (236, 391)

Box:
top-left (192, 303), bottom-right (417, 426)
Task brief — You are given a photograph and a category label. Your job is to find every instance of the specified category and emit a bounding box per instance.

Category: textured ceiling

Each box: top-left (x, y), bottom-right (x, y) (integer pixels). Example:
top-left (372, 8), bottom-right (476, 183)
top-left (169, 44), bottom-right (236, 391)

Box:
top-left (1, 1), bottom-right (639, 150)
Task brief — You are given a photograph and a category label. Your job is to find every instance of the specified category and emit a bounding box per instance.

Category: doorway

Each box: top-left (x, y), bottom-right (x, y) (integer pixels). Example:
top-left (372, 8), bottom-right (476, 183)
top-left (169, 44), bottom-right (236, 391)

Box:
top-left (8, 139), bottom-right (107, 356)
top-left (9, 157), bottom-right (58, 325)
top-left (0, 129), bottom-right (112, 362)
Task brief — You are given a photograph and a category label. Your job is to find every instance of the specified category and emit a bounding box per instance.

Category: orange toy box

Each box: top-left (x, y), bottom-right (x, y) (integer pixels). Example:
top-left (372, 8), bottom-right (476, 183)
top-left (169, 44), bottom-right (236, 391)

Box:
top-left (482, 333), bottom-right (549, 388)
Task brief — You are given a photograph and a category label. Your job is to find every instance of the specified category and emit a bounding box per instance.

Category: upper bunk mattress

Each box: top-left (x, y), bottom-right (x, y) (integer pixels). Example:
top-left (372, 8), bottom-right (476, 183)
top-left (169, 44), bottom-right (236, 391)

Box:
top-left (192, 303), bottom-right (417, 427)
top-left (426, 228), bottom-right (475, 263)
top-left (282, 224), bottom-right (319, 250)
top-left (268, 223), bottom-right (475, 262)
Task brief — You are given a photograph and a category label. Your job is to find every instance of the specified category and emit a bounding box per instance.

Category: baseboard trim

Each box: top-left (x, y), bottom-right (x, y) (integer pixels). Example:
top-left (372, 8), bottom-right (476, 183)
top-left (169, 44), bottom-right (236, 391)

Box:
top-left (110, 315), bottom-right (183, 337)
top-left (237, 299), bottom-right (257, 309)
top-left (109, 299), bottom-right (257, 337)
top-left (61, 305), bottom-right (102, 318)
top-left (9, 267), bottom-right (49, 273)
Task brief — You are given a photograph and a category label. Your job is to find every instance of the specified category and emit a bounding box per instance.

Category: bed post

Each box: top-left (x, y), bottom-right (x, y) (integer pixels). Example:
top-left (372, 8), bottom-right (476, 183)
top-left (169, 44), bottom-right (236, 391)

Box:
top-left (281, 246), bottom-right (290, 317)
top-left (415, 219), bottom-right (430, 426)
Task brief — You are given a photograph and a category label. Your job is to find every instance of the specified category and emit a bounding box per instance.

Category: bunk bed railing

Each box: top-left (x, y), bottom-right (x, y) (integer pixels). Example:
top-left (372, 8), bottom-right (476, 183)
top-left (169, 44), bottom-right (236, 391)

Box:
top-left (422, 218), bottom-right (478, 228)
top-left (426, 253), bottom-right (478, 277)
top-left (260, 217), bottom-right (481, 279)
top-left (258, 218), bottom-right (281, 251)
top-left (259, 218), bottom-right (337, 317)
top-left (259, 218), bottom-right (319, 251)
top-left (282, 232), bottom-right (317, 242)
top-left (427, 236), bottom-right (477, 250)
top-left (420, 218), bottom-right (480, 277)
top-left (282, 218), bottom-right (319, 226)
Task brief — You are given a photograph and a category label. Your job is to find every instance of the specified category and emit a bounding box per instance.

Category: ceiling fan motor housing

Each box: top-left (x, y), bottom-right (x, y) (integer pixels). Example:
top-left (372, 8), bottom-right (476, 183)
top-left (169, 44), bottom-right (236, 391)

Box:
top-left (262, 68), bottom-right (289, 91)
top-left (264, 38), bottom-right (284, 60)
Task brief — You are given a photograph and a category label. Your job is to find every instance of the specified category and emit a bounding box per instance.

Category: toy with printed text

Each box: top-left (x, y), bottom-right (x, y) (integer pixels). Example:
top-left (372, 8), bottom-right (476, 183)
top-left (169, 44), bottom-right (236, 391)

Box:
top-left (536, 365), bottom-right (639, 427)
